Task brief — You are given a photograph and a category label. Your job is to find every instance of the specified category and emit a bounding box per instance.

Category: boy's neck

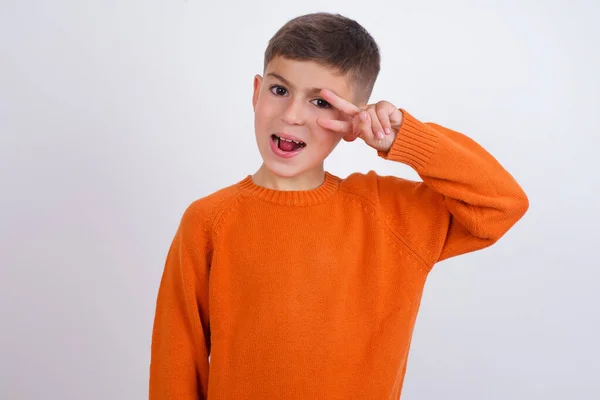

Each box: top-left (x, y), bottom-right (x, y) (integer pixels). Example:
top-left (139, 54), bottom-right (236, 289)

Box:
top-left (251, 164), bottom-right (327, 191)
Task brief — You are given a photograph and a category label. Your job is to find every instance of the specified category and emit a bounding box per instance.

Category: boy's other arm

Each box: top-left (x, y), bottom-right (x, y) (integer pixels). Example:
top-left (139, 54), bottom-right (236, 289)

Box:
top-left (150, 205), bottom-right (212, 399)
top-left (376, 110), bottom-right (529, 264)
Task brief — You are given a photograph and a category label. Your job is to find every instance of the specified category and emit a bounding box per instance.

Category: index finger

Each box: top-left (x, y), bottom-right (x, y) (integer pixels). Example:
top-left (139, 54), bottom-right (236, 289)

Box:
top-left (320, 89), bottom-right (361, 117)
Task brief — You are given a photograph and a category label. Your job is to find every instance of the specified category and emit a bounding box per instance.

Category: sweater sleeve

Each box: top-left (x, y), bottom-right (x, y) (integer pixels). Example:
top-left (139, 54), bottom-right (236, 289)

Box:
top-left (150, 204), bottom-right (212, 399)
top-left (377, 109), bottom-right (529, 265)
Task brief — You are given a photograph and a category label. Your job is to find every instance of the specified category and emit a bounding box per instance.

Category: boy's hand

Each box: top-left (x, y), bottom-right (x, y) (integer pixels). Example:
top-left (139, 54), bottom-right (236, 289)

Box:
top-left (316, 89), bottom-right (403, 153)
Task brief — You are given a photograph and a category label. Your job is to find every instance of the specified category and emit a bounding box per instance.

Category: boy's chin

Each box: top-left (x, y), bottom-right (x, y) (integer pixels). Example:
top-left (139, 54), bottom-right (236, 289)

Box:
top-left (262, 160), bottom-right (325, 179)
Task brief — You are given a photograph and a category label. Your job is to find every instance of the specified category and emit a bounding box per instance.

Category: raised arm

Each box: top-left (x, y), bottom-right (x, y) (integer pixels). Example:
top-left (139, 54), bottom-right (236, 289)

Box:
top-left (377, 110), bottom-right (529, 263)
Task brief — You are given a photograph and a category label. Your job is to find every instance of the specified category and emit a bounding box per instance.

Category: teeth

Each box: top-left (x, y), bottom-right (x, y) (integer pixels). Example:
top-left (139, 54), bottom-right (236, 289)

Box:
top-left (275, 135), bottom-right (304, 145)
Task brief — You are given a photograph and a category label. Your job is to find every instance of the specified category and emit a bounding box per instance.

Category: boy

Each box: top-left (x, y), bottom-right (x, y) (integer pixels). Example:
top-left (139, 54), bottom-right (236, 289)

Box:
top-left (149, 12), bottom-right (528, 400)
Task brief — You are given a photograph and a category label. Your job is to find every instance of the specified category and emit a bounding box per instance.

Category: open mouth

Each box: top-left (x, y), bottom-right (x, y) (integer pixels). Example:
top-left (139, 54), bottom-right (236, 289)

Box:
top-left (271, 134), bottom-right (306, 152)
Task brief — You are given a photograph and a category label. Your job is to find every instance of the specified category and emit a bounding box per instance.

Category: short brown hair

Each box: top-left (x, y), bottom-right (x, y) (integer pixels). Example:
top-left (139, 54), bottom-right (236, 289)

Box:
top-left (264, 12), bottom-right (381, 104)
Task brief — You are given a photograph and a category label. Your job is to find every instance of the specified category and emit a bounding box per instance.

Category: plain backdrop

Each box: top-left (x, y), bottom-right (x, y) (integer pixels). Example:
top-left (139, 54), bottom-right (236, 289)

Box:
top-left (1, 0), bottom-right (599, 399)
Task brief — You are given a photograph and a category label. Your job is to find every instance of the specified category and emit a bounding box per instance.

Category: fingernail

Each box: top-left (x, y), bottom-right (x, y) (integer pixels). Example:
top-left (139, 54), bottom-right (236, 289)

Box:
top-left (385, 128), bottom-right (392, 135)
top-left (377, 131), bottom-right (384, 139)
top-left (360, 112), bottom-right (367, 121)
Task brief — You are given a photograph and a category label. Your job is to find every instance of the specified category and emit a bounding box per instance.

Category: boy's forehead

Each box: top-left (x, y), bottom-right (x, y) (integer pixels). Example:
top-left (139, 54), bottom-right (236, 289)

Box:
top-left (265, 56), bottom-right (357, 102)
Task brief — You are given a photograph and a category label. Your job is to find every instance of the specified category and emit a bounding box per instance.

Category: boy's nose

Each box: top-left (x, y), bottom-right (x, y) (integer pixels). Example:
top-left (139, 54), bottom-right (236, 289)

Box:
top-left (281, 100), bottom-right (305, 126)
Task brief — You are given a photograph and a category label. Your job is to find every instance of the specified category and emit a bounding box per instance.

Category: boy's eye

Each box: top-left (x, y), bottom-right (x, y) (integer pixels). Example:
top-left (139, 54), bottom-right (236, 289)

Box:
top-left (311, 99), bottom-right (332, 109)
top-left (270, 85), bottom-right (287, 96)
top-left (269, 85), bottom-right (331, 109)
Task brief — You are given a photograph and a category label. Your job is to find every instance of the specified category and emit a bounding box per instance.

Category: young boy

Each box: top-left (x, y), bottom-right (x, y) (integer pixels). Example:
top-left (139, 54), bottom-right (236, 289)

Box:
top-left (149, 12), bottom-right (528, 400)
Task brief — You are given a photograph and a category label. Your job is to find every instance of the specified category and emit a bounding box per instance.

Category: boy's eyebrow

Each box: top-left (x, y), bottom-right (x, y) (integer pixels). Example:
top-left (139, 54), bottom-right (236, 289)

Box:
top-left (266, 72), bottom-right (323, 95)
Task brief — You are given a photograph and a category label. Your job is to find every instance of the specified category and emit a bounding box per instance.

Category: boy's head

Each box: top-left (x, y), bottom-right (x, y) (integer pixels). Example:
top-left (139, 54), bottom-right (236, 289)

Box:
top-left (252, 12), bottom-right (380, 179)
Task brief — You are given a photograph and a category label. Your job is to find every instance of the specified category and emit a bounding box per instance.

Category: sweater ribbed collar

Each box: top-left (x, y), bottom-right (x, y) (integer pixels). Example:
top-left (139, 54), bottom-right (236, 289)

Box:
top-left (238, 171), bottom-right (340, 206)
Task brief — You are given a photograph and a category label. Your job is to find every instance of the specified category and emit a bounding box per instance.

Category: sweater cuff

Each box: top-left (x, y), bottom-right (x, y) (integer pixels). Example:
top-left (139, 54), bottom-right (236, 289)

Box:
top-left (377, 109), bottom-right (439, 172)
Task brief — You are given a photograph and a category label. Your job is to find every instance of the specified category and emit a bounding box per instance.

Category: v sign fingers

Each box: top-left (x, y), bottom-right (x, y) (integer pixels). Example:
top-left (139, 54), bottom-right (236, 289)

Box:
top-left (316, 118), bottom-right (353, 137)
top-left (316, 89), bottom-right (404, 152)
top-left (320, 89), bottom-right (361, 118)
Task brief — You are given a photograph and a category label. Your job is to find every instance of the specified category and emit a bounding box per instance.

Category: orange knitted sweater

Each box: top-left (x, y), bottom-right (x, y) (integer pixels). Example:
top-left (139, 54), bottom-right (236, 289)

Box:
top-left (149, 110), bottom-right (528, 399)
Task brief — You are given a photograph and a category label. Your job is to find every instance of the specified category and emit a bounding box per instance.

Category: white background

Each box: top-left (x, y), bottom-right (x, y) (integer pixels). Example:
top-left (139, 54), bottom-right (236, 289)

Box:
top-left (1, 0), bottom-right (599, 399)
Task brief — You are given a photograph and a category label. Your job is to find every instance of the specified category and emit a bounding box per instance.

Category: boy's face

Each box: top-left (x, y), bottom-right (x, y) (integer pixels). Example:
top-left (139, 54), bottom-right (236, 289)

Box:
top-left (252, 56), bottom-right (357, 178)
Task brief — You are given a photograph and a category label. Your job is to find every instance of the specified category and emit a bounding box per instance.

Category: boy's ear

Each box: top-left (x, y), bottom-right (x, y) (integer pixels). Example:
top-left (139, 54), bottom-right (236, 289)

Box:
top-left (252, 74), bottom-right (263, 111)
top-left (355, 93), bottom-right (369, 108)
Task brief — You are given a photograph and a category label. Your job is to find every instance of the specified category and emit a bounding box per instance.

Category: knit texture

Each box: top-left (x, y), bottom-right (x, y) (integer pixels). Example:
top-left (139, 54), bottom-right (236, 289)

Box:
top-left (149, 110), bottom-right (529, 399)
